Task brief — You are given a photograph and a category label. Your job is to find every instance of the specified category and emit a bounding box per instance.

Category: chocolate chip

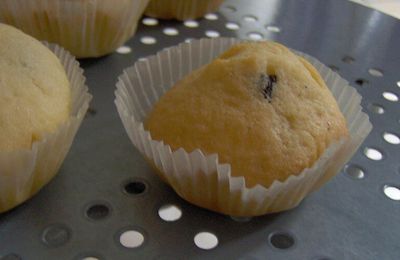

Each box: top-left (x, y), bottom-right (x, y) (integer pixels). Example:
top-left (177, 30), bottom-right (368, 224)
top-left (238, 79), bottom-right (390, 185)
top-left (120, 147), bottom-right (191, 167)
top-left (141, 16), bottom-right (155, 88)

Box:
top-left (258, 74), bottom-right (277, 102)
top-left (355, 78), bottom-right (368, 86)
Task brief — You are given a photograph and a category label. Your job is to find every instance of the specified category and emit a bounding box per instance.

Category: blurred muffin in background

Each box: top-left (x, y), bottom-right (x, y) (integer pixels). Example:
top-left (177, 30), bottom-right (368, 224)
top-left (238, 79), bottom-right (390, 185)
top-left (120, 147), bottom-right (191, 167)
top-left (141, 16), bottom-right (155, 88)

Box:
top-left (0, 0), bottom-right (150, 58)
top-left (145, 0), bottom-right (224, 20)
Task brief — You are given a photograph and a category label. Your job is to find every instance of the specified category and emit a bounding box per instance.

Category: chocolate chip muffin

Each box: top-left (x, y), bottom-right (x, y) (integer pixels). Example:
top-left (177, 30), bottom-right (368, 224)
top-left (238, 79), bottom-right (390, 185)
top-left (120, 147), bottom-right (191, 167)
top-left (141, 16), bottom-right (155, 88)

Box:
top-left (145, 41), bottom-right (348, 188)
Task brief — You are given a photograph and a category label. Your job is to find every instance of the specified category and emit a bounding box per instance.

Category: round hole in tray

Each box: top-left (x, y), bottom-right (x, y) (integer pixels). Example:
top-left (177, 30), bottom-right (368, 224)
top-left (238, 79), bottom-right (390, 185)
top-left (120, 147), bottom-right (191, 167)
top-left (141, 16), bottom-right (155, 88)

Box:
top-left (153, 254), bottom-right (182, 260)
top-left (141, 36), bottom-right (157, 45)
top-left (328, 65), bottom-right (339, 72)
top-left (119, 230), bottom-right (145, 249)
top-left (383, 185), bottom-right (400, 201)
top-left (226, 22), bottom-right (240, 30)
top-left (344, 164), bottom-right (365, 179)
top-left (85, 203), bottom-right (111, 221)
top-left (243, 15), bottom-right (258, 22)
top-left (397, 81), bottom-right (400, 87)
top-left (163, 27), bottom-right (179, 36)
top-left (0, 254), bottom-right (21, 260)
top-left (41, 224), bottom-right (71, 247)
top-left (312, 257), bottom-right (333, 260)
top-left (355, 78), bottom-right (368, 86)
top-left (158, 204), bottom-right (182, 222)
top-left (184, 20), bottom-right (199, 28)
top-left (383, 132), bottom-right (400, 145)
top-left (194, 232), bottom-right (219, 250)
top-left (123, 180), bottom-right (147, 195)
top-left (142, 17), bottom-right (158, 26)
top-left (266, 25), bottom-right (281, 33)
top-left (342, 55), bottom-right (355, 64)
top-left (205, 30), bottom-right (220, 38)
top-left (85, 107), bottom-right (97, 118)
top-left (382, 91), bottom-right (399, 102)
top-left (368, 68), bottom-right (383, 77)
top-left (205, 13), bottom-right (218, 20)
top-left (364, 147), bottom-right (383, 161)
top-left (368, 103), bottom-right (385, 114)
top-left (247, 32), bottom-right (264, 41)
top-left (74, 253), bottom-right (104, 260)
top-left (230, 216), bottom-right (252, 222)
top-left (116, 46), bottom-right (131, 54)
top-left (224, 5), bottom-right (237, 12)
top-left (269, 232), bottom-right (295, 250)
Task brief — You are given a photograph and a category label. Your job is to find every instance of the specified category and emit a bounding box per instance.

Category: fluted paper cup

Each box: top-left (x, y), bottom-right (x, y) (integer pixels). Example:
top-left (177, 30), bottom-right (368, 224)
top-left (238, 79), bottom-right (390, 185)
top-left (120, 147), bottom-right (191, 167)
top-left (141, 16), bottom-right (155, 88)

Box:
top-left (145, 0), bottom-right (224, 20)
top-left (115, 38), bottom-right (372, 217)
top-left (0, 0), bottom-right (150, 58)
top-left (0, 43), bottom-right (92, 213)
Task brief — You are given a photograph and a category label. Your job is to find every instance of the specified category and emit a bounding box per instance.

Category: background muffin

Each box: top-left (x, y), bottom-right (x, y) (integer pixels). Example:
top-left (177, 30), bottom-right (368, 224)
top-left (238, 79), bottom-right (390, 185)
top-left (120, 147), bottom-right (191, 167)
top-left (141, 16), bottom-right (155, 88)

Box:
top-left (145, 0), bottom-right (224, 20)
top-left (0, 24), bottom-right (91, 213)
top-left (0, 0), bottom-right (150, 58)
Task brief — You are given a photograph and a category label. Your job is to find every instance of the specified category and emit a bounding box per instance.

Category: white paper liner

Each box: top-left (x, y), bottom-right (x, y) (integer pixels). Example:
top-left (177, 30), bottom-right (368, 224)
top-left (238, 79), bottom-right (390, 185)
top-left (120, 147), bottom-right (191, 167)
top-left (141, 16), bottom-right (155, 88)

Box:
top-left (115, 38), bottom-right (373, 217)
top-left (0, 0), bottom-right (150, 58)
top-left (145, 0), bottom-right (224, 20)
top-left (0, 43), bottom-right (92, 213)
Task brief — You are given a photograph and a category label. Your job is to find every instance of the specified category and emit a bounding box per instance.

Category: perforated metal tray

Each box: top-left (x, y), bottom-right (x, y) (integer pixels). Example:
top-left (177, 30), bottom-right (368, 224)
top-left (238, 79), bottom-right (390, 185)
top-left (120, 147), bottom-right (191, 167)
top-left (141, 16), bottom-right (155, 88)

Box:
top-left (1, 0), bottom-right (400, 259)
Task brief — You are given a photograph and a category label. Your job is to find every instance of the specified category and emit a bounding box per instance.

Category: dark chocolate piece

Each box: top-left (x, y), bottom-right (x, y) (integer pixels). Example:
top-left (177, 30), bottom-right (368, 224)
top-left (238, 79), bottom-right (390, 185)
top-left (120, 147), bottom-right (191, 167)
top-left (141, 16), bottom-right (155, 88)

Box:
top-left (258, 74), bottom-right (277, 102)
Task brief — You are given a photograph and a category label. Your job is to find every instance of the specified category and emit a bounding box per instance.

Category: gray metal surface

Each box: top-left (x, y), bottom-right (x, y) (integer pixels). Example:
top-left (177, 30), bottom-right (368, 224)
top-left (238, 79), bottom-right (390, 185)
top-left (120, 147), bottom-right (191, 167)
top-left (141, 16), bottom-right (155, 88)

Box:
top-left (1, 0), bottom-right (400, 259)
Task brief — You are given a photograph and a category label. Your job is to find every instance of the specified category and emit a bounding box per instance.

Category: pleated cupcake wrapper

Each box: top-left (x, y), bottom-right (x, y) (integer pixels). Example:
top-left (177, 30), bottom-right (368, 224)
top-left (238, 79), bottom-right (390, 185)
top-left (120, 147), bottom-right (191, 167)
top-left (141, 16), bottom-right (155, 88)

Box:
top-left (0, 43), bottom-right (92, 213)
top-left (0, 0), bottom-right (150, 58)
top-left (145, 0), bottom-right (224, 20)
top-left (115, 38), bottom-right (372, 216)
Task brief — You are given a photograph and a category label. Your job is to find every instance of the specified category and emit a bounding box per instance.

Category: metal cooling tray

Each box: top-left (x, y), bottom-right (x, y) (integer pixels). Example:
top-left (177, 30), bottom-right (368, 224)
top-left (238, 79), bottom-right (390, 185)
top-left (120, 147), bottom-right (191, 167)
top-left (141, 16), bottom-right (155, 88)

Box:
top-left (1, 0), bottom-right (400, 259)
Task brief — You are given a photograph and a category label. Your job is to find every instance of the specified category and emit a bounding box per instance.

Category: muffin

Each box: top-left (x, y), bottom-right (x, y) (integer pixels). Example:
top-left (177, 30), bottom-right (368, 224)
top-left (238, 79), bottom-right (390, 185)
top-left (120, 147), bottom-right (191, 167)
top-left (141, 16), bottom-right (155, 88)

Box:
top-left (0, 24), bottom-right (70, 151)
top-left (145, 0), bottom-right (224, 20)
top-left (115, 38), bottom-right (372, 216)
top-left (0, 24), bottom-right (91, 213)
top-left (0, 0), bottom-right (150, 58)
top-left (145, 42), bottom-right (348, 188)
